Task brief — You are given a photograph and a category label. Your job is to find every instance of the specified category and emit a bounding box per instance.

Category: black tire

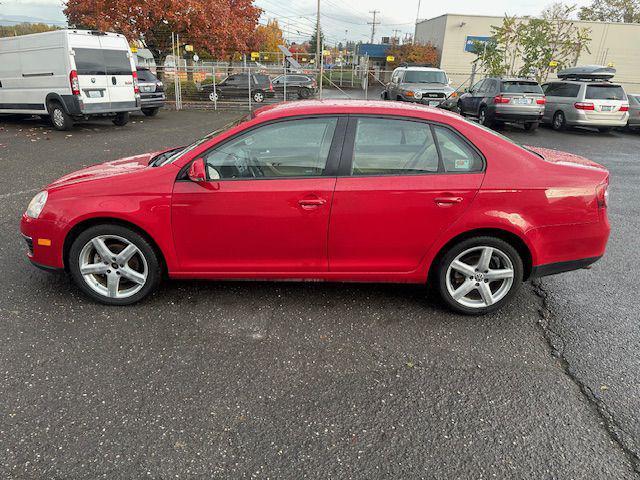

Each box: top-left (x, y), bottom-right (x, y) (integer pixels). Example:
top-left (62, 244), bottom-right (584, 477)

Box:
top-left (552, 111), bottom-right (566, 131)
top-left (48, 102), bottom-right (73, 131)
top-left (457, 101), bottom-right (465, 116)
top-left (524, 121), bottom-right (539, 131)
top-left (435, 236), bottom-right (524, 316)
top-left (298, 87), bottom-right (311, 99)
top-left (598, 127), bottom-right (613, 133)
top-left (478, 106), bottom-right (493, 128)
top-left (68, 224), bottom-right (162, 306)
top-left (141, 107), bottom-right (160, 117)
top-left (382, 91), bottom-right (389, 100)
top-left (112, 112), bottom-right (129, 126)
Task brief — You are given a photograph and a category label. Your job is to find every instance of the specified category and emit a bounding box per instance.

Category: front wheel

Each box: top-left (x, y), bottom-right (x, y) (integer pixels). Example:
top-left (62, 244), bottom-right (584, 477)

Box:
top-left (68, 224), bottom-right (161, 305)
top-left (436, 237), bottom-right (523, 315)
top-left (252, 90), bottom-right (265, 103)
top-left (478, 107), bottom-right (493, 128)
top-left (112, 112), bottom-right (129, 126)
top-left (298, 87), bottom-right (311, 99)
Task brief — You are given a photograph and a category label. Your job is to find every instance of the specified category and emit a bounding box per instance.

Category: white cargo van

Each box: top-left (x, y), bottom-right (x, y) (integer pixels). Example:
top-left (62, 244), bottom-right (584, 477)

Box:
top-left (0, 29), bottom-right (141, 130)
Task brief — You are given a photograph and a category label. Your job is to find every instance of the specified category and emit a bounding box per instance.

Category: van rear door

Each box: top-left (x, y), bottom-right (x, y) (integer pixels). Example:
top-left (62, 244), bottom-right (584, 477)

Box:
top-left (584, 83), bottom-right (628, 121)
top-left (73, 47), bottom-right (111, 112)
top-left (99, 36), bottom-right (136, 110)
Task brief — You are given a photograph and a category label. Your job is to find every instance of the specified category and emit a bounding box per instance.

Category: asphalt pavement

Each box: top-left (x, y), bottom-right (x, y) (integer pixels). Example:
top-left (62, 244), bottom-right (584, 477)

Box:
top-left (0, 110), bottom-right (638, 479)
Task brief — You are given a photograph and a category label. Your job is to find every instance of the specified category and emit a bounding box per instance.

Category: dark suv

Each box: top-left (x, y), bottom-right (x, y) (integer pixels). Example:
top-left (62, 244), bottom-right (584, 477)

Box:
top-left (136, 67), bottom-right (165, 116)
top-left (272, 74), bottom-right (318, 99)
top-left (201, 73), bottom-right (275, 103)
top-left (458, 77), bottom-right (545, 130)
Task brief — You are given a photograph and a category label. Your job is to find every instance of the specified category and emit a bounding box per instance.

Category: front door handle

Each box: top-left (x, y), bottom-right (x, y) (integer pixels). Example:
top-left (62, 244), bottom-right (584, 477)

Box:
top-left (298, 198), bottom-right (326, 209)
top-left (435, 196), bottom-right (463, 206)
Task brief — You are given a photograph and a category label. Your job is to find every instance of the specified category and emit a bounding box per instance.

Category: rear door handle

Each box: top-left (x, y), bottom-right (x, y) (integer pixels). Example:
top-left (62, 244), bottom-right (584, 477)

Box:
top-left (435, 196), bottom-right (463, 206)
top-left (298, 198), bottom-right (326, 209)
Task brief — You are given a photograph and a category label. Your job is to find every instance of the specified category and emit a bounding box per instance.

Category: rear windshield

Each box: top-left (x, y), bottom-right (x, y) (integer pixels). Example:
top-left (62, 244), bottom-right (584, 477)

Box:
top-left (501, 81), bottom-right (543, 94)
top-left (586, 84), bottom-right (626, 100)
top-left (136, 69), bottom-right (158, 82)
top-left (74, 48), bottom-right (131, 76)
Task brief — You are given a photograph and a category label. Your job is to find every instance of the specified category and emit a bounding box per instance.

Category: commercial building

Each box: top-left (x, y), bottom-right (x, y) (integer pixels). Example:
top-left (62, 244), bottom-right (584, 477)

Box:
top-left (415, 13), bottom-right (640, 93)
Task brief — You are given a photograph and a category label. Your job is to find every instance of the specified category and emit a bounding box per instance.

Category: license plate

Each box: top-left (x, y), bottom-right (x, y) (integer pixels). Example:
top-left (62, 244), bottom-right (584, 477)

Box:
top-left (600, 106), bottom-right (613, 112)
top-left (428, 100), bottom-right (440, 107)
top-left (512, 97), bottom-right (532, 104)
top-left (141, 86), bottom-right (153, 92)
top-left (87, 90), bottom-right (102, 98)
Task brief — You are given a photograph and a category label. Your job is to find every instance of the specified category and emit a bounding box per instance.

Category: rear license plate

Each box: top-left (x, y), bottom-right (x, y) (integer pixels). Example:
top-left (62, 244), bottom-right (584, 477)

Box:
top-left (428, 100), bottom-right (440, 107)
top-left (512, 97), bottom-right (532, 104)
top-left (141, 86), bottom-right (153, 92)
top-left (87, 90), bottom-right (102, 98)
top-left (600, 106), bottom-right (613, 112)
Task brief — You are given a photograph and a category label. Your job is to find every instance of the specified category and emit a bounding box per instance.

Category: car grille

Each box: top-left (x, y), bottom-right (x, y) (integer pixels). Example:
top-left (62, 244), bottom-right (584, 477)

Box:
top-left (22, 235), bottom-right (33, 255)
top-left (421, 92), bottom-right (446, 99)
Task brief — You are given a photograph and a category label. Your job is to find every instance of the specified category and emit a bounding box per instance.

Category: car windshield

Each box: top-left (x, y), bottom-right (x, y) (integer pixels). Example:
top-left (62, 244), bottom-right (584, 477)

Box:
top-left (151, 116), bottom-right (250, 167)
top-left (403, 70), bottom-right (447, 84)
top-left (502, 81), bottom-right (543, 94)
top-left (586, 84), bottom-right (626, 100)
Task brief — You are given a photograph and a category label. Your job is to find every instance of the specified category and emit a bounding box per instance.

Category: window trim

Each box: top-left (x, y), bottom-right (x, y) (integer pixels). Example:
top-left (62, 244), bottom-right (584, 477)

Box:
top-left (179, 115), bottom-right (348, 182)
top-left (338, 114), bottom-right (486, 178)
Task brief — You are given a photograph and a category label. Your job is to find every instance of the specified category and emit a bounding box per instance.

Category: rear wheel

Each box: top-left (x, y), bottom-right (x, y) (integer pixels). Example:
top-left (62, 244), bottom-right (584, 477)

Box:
top-left (69, 224), bottom-right (161, 305)
top-left (208, 91), bottom-right (219, 102)
top-left (524, 121), bottom-right (539, 131)
top-left (436, 237), bottom-right (523, 315)
top-left (252, 90), bottom-right (265, 103)
top-left (112, 112), bottom-right (129, 126)
top-left (48, 102), bottom-right (73, 131)
top-left (552, 111), bottom-right (566, 131)
top-left (141, 107), bottom-right (160, 117)
top-left (298, 87), bottom-right (311, 99)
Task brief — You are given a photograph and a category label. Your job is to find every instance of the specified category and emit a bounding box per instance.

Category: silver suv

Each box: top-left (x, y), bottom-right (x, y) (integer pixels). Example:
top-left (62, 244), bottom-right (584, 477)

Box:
top-left (383, 66), bottom-right (456, 107)
top-left (541, 80), bottom-right (629, 132)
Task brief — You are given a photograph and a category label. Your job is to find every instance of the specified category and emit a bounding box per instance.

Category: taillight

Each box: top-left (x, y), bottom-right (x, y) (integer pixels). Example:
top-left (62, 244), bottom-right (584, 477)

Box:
top-left (574, 102), bottom-right (595, 110)
top-left (132, 71), bottom-right (139, 94)
top-left (69, 70), bottom-right (80, 95)
top-left (620, 104), bottom-right (629, 112)
top-left (596, 182), bottom-right (609, 209)
top-left (494, 95), bottom-right (510, 104)
top-left (269, 82), bottom-right (274, 92)
top-left (536, 97), bottom-right (546, 105)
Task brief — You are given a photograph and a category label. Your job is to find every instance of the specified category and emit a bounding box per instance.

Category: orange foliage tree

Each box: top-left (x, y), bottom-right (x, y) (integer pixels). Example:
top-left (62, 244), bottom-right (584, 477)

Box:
top-left (254, 19), bottom-right (285, 52)
top-left (64, 0), bottom-right (262, 65)
top-left (386, 42), bottom-right (439, 67)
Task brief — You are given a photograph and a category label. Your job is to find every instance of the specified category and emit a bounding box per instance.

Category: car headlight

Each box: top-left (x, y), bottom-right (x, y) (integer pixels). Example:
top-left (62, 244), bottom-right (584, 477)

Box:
top-left (414, 91), bottom-right (423, 100)
top-left (26, 191), bottom-right (48, 218)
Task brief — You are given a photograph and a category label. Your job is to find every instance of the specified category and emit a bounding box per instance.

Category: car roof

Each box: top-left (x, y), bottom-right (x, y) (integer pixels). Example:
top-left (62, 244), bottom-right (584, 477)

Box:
top-left (396, 66), bottom-right (443, 72)
top-left (496, 77), bottom-right (539, 82)
top-left (252, 99), bottom-right (460, 122)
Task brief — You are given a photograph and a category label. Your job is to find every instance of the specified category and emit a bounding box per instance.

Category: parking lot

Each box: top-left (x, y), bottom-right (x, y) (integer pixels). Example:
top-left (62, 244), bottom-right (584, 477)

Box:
top-left (1, 110), bottom-right (639, 478)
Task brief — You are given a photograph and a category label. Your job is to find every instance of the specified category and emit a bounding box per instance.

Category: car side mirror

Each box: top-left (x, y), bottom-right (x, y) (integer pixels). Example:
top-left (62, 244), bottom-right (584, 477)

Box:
top-left (188, 157), bottom-right (207, 182)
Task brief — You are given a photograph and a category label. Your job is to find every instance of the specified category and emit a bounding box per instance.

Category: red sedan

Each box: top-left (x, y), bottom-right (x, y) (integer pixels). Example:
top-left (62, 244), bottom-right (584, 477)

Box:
top-left (20, 100), bottom-right (610, 314)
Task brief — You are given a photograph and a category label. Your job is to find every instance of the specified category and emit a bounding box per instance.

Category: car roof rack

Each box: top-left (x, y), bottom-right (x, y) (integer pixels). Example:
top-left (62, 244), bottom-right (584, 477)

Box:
top-left (398, 63), bottom-right (436, 68)
top-left (557, 65), bottom-right (616, 81)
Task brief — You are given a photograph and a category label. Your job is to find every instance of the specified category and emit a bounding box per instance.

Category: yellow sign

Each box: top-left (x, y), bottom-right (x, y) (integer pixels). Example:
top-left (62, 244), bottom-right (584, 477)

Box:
top-left (130, 46), bottom-right (138, 53)
top-left (264, 55), bottom-right (269, 60)
top-left (184, 44), bottom-right (194, 52)
top-left (549, 60), bottom-right (558, 68)
top-left (607, 61), bottom-right (615, 67)
top-left (322, 50), bottom-right (330, 56)
top-left (251, 51), bottom-right (260, 59)
top-left (386, 55), bottom-right (395, 62)
top-left (302, 57), bottom-right (307, 62)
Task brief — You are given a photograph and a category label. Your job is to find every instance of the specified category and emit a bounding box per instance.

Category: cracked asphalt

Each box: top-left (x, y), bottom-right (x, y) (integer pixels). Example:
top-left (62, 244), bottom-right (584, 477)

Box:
top-left (0, 110), bottom-right (638, 479)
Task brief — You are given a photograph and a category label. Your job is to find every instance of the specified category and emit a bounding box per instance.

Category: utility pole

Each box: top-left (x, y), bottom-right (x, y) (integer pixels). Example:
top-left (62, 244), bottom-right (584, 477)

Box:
top-left (416, 0), bottom-right (421, 24)
top-left (368, 10), bottom-right (380, 44)
top-left (392, 29), bottom-right (401, 44)
top-left (316, 0), bottom-right (321, 69)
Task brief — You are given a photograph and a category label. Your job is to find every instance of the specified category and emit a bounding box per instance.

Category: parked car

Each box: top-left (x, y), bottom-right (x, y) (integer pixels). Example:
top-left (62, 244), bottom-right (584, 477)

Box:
top-left (272, 74), bottom-right (318, 99)
top-left (0, 29), bottom-right (140, 130)
top-left (458, 77), bottom-right (545, 130)
top-left (541, 66), bottom-right (629, 132)
top-left (625, 93), bottom-right (640, 130)
top-left (382, 65), bottom-right (457, 107)
top-left (136, 67), bottom-right (165, 116)
top-left (201, 73), bottom-right (275, 103)
top-left (20, 100), bottom-right (610, 315)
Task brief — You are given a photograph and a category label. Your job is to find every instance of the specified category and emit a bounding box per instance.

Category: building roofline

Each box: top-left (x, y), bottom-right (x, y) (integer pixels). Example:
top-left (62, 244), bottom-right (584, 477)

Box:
top-left (416, 12), bottom-right (640, 27)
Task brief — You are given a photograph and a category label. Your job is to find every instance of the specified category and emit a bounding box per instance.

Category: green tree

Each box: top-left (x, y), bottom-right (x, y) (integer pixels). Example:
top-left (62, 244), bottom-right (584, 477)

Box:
top-left (0, 23), bottom-right (59, 37)
top-left (579, 0), bottom-right (640, 23)
top-left (309, 25), bottom-right (324, 54)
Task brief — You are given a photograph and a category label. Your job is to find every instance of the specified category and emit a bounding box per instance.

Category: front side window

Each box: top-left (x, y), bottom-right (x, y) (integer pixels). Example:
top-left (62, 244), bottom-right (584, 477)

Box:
top-left (351, 118), bottom-right (439, 175)
top-left (203, 117), bottom-right (338, 179)
top-left (433, 126), bottom-right (483, 173)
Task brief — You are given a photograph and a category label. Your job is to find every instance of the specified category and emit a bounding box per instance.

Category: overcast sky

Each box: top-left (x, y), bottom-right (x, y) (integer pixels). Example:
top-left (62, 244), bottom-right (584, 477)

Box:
top-left (2, 0), bottom-right (594, 45)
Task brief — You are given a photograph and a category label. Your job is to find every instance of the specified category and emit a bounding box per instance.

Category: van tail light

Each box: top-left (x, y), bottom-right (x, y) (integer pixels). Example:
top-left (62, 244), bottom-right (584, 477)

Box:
top-left (132, 70), bottom-right (140, 94)
top-left (596, 182), bottom-right (609, 209)
top-left (574, 102), bottom-right (595, 110)
top-left (620, 104), bottom-right (629, 112)
top-left (536, 97), bottom-right (546, 105)
top-left (494, 95), bottom-right (510, 104)
top-left (69, 70), bottom-right (80, 95)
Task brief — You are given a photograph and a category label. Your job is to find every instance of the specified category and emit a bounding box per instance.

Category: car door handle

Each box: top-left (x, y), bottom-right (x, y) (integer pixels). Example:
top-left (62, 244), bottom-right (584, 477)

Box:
top-left (298, 198), bottom-right (326, 209)
top-left (435, 196), bottom-right (463, 206)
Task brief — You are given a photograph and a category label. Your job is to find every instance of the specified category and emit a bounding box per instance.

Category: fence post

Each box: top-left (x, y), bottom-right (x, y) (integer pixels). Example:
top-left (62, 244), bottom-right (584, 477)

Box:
top-left (283, 58), bottom-right (287, 102)
top-left (248, 65), bottom-right (252, 111)
top-left (212, 65), bottom-right (217, 110)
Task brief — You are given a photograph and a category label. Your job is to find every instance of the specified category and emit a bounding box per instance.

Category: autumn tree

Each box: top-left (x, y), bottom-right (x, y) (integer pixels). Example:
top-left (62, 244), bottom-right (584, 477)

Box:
top-left (254, 19), bottom-right (285, 52)
top-left (0, 23), bottom-right (60, 37)
top-left (579, 0), bottom-right (640, 22)
top-left (386, 42), bottom-right (439, 67)
top-left (64, 0), bottom-right (262, 67)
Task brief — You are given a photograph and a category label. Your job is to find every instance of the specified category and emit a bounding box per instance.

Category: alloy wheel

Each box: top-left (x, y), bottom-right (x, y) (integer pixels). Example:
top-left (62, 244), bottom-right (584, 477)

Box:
top-left (208, 92), bottom-right (218, 102)
top-left (78, 235), bottom-right (148, 299)
top-left (479, 109), bottom-right (487, 125)
top-left (254, 92), bottom-right (264, 103)
top-left (553, 112), bottom-right (565, 130)
top-left (445, 246), bottom-right (515, 309)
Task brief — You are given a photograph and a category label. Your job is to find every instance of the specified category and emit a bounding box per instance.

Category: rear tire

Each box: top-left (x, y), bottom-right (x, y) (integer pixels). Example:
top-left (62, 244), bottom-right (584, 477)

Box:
top-left (112, 112), bottom-right (129, 126)
top-left (435, 236), bottom-right (524, 316)
top-left (552, 111), bottom-right (566, 131)
top-left (524, 121), bottom-right (539, 131)
top-left (48, 102), bottom-right (73, 131)
top-left (252, 90), bottom-right (265, 103)
top-left (141, 107), bottom-right (160, 117)
top-left (68, 224), bottom-right (161, 306)
top-left (298, 87), bottom-right (311, 99)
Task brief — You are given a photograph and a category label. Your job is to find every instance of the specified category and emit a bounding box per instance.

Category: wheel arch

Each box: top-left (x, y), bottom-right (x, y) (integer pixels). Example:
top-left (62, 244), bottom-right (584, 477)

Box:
top-left (63, 217), bottom-right (168, 275)
top-left (428, 227), bottom-right (533, 282)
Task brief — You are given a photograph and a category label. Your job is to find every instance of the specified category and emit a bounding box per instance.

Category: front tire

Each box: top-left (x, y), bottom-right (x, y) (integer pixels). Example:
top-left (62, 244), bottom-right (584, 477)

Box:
top-left (48, 102), bottom-right (73, 131)
top-left (298, 87), bottom-right (311, 99)
top-left (478, 106), bottom-right (493, 128)
top-left (436, 237), bottom-right (523, 315)
top-left (112, 112), bottom-right (129, 126)
top-left (69, 224), bottom-right (161, 305)
top-left (252, 90), bottom-right (265, 103)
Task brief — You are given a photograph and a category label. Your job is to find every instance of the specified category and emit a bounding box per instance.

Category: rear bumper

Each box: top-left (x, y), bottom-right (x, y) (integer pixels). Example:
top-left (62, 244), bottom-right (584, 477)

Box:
top-left (80, 99), bottom-right (141, 115)
top-left (568, 111), bottom-right (629, 127)
top-left (530, 256), bottom-right (601, 278)
top-left (140, 94), bottom-right (166, 108)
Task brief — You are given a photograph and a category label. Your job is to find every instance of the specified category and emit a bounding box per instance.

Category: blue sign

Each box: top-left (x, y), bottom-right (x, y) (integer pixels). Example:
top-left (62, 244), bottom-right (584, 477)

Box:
top-left (465, 36), bottom-right (492, 53)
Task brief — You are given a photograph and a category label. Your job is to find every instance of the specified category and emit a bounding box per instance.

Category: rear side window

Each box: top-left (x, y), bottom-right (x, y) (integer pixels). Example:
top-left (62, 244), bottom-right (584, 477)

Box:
top-left (586, 84), bottom-right (626, 100)
top-left (351, 118), bottom-right (439, 175)
top-left (501, 81), bottom-right (543, 94)
top-left (433, 126), bottom-right (484, 173)
top-left (544, 83), bottom-right (579, 97)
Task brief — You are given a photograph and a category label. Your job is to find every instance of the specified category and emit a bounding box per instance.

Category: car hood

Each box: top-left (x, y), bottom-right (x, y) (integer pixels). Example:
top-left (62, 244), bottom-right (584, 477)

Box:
top-left (525, 146), bottom-right (607, 171)
top-left (47, 151), bottom-right (159, 189)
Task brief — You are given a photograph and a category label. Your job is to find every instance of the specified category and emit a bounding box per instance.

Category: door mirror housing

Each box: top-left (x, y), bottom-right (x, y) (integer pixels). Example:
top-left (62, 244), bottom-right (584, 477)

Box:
top-left (188, 157), bottom-right (207, 182)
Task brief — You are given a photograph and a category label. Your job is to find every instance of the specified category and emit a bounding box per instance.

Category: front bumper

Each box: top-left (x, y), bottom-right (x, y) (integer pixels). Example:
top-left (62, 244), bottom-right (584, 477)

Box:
top-left (20, 215), bottom-right (67, 270)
